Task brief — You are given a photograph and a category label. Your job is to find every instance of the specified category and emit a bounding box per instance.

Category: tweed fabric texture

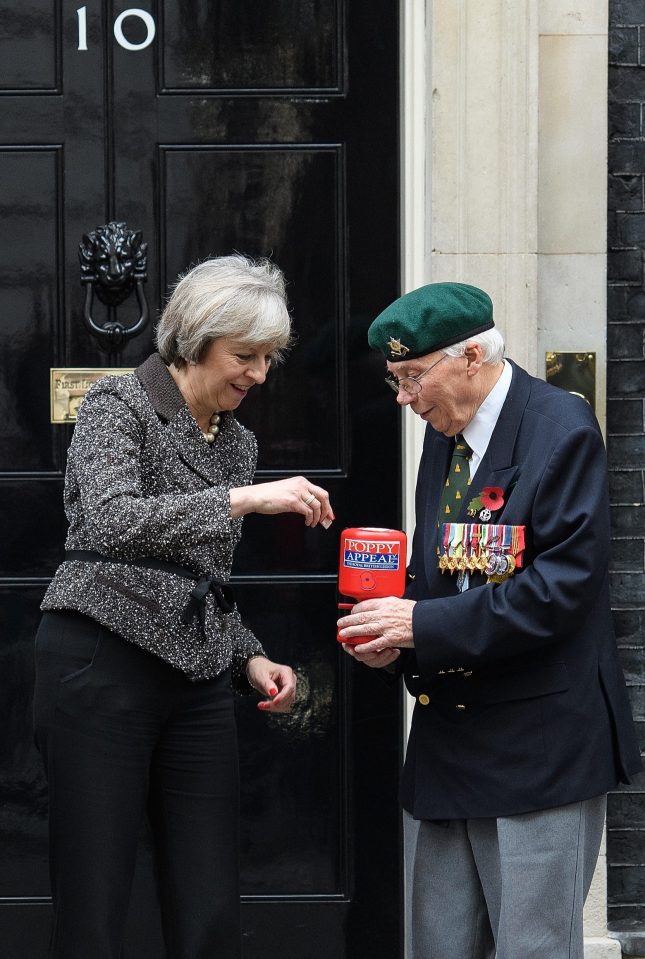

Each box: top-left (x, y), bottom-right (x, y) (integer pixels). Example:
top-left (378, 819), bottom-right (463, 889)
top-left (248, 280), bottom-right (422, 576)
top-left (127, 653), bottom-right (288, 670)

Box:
top-left (42, 353), bottom-right (264, 686)
top-left (368, 282), bottom-right (494, 361)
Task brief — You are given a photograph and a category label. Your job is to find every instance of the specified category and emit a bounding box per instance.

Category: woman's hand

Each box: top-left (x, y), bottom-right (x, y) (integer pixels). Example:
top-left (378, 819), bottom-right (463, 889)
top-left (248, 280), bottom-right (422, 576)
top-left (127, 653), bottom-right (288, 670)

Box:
top-left (230, 476), bottom-right (334, 528)
top-left (246, 656), bottom-right (297, 712)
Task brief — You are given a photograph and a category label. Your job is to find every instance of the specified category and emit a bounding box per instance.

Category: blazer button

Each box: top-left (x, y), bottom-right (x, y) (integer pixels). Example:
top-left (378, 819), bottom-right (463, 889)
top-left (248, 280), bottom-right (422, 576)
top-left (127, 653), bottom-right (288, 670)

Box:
top-left (418, 694), bottom-right (430, 706)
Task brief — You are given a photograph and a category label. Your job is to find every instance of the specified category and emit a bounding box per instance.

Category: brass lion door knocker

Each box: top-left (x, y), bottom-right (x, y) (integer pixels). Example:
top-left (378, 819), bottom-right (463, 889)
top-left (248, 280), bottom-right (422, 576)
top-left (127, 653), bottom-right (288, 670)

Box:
top-left (79, 221), bottom-right (149, 352)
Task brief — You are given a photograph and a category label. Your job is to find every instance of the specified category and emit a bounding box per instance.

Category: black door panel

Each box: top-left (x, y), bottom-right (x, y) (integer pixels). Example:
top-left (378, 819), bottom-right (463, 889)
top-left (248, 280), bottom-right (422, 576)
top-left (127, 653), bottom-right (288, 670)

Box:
top-left (0, 2), bottom-right (401, 955)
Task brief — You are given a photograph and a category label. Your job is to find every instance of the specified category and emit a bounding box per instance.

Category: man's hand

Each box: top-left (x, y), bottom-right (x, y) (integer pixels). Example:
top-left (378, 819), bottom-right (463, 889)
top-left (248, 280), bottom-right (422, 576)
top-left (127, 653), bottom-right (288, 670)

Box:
top-left (337, 597), bottom-right (416, 661)
top-left (342, 643), bottom-right (402, 669)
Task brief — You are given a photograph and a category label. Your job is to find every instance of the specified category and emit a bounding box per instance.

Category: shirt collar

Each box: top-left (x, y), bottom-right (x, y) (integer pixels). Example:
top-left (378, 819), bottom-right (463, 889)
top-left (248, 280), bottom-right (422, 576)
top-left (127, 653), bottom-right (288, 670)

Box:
top-left (462, 360), bottom-right (512, 463)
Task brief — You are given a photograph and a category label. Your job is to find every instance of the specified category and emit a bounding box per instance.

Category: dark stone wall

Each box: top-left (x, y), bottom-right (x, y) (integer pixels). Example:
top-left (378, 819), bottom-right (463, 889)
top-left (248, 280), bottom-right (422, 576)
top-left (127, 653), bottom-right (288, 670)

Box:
top-left (608, 0), bottom-right (645, 928)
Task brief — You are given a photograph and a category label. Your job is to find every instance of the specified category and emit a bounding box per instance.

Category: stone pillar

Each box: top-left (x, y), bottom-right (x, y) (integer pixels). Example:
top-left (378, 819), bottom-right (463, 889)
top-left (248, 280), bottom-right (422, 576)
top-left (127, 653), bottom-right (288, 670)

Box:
top-left (538, 0), bottom-right (609, 434)
top-left (427, 0), bottom-right (538, 372)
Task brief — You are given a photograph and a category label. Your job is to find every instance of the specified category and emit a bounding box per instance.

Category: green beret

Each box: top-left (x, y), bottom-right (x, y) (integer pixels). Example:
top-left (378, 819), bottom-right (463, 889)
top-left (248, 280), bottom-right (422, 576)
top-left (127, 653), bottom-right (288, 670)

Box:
top-left (368, 282), bottom-right (494, 362)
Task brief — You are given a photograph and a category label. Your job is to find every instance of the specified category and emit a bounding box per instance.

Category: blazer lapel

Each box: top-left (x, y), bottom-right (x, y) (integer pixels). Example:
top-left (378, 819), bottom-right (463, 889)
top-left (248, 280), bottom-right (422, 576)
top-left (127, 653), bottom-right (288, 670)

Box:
top-left (421, 430), bottom-right (453, 592)
top-left (135, 353), bottom-right (227, 486)
top-left (165, 409), bottom-right (224, 485)
top-left (456, 360), bottom-right (530, 523)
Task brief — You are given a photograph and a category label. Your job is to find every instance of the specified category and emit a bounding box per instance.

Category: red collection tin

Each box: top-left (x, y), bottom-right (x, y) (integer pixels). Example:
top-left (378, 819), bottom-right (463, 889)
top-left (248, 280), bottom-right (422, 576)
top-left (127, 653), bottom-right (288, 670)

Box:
top-left (337, 527), bottom-right (407, 644)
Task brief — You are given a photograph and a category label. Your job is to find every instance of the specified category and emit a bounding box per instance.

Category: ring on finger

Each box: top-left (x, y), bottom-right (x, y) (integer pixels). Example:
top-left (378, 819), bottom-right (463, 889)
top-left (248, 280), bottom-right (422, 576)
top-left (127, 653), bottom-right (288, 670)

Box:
top-left (303, 493), bottom-right (316, 506)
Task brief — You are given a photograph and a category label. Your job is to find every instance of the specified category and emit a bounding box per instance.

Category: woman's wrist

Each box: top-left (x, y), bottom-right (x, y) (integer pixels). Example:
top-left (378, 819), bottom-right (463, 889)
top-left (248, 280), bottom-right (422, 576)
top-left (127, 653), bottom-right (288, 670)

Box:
top-left (230, 486), bottom-right (256, 518)
top-left (245, 653), bottom-right (266, 684)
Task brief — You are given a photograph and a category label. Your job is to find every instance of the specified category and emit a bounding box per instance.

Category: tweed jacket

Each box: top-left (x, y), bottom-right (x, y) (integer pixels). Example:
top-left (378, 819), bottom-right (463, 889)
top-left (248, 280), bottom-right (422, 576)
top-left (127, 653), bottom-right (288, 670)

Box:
top-left (41, 353), bottom-right (264, 685)
top-left (399, 361), bottom-right (641, 819)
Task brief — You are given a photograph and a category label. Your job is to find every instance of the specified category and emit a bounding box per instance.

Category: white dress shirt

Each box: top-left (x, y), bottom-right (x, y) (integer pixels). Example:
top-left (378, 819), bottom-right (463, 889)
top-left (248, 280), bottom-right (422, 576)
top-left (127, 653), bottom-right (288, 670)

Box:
top-left (462, 359), bottom-right (512, 481)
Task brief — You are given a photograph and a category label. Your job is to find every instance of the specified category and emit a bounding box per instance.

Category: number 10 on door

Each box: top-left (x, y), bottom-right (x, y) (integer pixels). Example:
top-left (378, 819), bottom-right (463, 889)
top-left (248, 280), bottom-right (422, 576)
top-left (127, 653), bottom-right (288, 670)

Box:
top-left (77, 7), bottom-right (156, 52)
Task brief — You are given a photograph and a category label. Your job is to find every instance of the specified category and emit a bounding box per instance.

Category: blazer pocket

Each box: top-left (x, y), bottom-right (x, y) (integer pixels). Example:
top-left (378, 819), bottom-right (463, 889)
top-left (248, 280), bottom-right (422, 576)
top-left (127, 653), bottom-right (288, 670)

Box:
top-left (94, 571), bottom-right (161, 614)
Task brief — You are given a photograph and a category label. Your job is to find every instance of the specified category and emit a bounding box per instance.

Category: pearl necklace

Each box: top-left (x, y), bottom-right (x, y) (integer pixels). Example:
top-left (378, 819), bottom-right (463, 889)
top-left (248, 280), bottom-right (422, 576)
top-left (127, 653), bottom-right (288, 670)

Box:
top-left (203, 412), bottom-right (222, 444)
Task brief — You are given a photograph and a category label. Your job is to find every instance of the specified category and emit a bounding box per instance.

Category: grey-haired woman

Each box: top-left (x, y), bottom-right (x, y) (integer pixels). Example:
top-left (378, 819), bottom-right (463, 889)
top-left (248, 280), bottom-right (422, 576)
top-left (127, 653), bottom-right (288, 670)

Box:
top-left (34, 255), bottom-right (334, 959)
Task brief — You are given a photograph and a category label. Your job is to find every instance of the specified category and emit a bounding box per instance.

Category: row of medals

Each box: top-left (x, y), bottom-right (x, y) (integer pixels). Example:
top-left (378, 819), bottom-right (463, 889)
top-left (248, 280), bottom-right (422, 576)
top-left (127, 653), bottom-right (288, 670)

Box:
top-left (439, 551), bottom-right (516, 577)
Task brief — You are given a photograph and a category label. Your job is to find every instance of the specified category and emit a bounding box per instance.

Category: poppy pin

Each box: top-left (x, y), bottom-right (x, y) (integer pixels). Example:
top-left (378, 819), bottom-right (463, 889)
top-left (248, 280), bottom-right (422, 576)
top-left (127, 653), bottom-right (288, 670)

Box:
top-left (466, 486), bottom-right (505, 521)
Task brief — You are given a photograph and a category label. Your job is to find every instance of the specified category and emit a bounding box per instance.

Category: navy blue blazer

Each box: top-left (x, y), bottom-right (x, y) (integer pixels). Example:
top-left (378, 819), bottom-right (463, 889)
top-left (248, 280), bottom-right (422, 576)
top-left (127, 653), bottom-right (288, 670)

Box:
top-left (401, 361), bottom-right (641, 820)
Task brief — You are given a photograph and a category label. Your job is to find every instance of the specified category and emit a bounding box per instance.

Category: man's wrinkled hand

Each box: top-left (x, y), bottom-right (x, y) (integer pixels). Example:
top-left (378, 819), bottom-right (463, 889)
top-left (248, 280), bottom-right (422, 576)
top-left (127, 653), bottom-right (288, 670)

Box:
top-left (337, 596), bottom-right (415, 655)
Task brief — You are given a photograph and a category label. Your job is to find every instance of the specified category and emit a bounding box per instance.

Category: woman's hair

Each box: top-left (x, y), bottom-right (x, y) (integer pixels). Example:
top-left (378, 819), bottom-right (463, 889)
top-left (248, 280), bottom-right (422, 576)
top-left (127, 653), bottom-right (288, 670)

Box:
top-left (156, 254), bottom-right (292, 368)
top-left (442, 327), bottom-right (505, 364)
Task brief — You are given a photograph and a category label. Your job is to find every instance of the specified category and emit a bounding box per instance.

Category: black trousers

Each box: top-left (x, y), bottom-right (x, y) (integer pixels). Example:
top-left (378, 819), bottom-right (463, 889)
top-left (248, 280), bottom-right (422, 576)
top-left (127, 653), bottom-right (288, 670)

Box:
top-left (34, 611), bottom-right (241, 959)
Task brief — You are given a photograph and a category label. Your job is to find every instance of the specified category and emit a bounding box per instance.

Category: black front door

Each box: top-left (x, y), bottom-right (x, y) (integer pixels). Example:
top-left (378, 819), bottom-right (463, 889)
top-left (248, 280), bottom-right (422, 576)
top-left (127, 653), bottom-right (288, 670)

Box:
top-left (0, 4), bottom-right (401, 957)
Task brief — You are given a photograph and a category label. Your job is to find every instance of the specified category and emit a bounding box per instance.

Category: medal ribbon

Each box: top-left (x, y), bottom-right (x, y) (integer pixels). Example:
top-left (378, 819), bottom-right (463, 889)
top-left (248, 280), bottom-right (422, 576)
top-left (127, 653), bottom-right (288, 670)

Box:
top-left (438, 522), bottom-right (527, 572)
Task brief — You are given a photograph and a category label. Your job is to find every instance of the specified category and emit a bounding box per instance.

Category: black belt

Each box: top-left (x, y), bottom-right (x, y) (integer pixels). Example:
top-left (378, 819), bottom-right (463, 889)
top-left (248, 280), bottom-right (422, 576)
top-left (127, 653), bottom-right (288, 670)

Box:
top-left (65, 550), bottom-right (235, 629)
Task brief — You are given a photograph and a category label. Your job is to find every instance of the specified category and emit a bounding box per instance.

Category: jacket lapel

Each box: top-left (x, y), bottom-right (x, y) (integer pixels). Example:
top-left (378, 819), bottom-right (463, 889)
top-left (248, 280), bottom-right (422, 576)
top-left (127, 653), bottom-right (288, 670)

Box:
top-left (135, 353), bottom-right (228, 486)
top-left (421, 430), bottom-right (453, 592)
top-left (456, 360), bottom-right (531, 524)
top-left (165, 409), bottom-right (225, 485)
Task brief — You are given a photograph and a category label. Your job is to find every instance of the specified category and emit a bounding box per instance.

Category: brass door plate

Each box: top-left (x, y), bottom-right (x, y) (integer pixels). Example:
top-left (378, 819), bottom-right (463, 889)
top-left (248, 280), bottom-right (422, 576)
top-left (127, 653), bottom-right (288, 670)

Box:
top-left (50, 368), bottom-right (135, 423)
top-left (545, 352), bottom-right (596, 411)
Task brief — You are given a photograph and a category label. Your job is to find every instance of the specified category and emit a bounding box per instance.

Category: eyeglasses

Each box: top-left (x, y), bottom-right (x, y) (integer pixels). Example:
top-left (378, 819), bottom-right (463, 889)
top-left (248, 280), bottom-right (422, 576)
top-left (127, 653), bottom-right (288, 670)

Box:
top-left (385, 353), bottom-right (447, 395)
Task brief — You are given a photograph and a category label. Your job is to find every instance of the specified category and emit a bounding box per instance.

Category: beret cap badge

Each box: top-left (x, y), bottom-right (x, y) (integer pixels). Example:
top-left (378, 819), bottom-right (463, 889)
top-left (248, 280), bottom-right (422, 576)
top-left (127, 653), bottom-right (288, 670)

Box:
top-left (387, 337), bottom-right (410, 357)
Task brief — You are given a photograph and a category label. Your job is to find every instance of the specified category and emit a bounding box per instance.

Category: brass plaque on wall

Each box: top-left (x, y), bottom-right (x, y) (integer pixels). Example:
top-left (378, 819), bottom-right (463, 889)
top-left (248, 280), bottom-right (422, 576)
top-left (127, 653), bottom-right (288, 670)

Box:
top-left (50, 368), bottom-right (134, 423)
top-left (545, 352), bottom-right (596, 411)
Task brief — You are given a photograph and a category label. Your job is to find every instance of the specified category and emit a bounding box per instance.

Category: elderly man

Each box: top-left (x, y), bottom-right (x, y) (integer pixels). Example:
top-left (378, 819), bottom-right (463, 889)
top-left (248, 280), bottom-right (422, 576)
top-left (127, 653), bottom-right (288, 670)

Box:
top-left (339, 283), bottom-right (641, 959)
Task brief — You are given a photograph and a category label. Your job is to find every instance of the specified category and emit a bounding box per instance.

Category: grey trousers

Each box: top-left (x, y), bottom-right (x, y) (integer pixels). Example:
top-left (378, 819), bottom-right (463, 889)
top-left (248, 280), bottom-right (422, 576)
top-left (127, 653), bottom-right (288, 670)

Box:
top-left (404, 795), bottom-right (606, 959)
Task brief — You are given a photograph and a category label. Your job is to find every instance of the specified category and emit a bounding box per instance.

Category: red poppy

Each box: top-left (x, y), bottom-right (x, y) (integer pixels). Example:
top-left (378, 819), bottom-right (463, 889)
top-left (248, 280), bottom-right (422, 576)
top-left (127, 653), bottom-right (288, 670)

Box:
top-left (480, 486), bottom-right (505, 510)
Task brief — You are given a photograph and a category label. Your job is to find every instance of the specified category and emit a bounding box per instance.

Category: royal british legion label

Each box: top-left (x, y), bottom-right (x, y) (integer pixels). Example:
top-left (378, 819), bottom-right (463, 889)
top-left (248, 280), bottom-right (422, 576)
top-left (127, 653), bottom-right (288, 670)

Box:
top-left (343, 537), bottom-right (401, 570)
